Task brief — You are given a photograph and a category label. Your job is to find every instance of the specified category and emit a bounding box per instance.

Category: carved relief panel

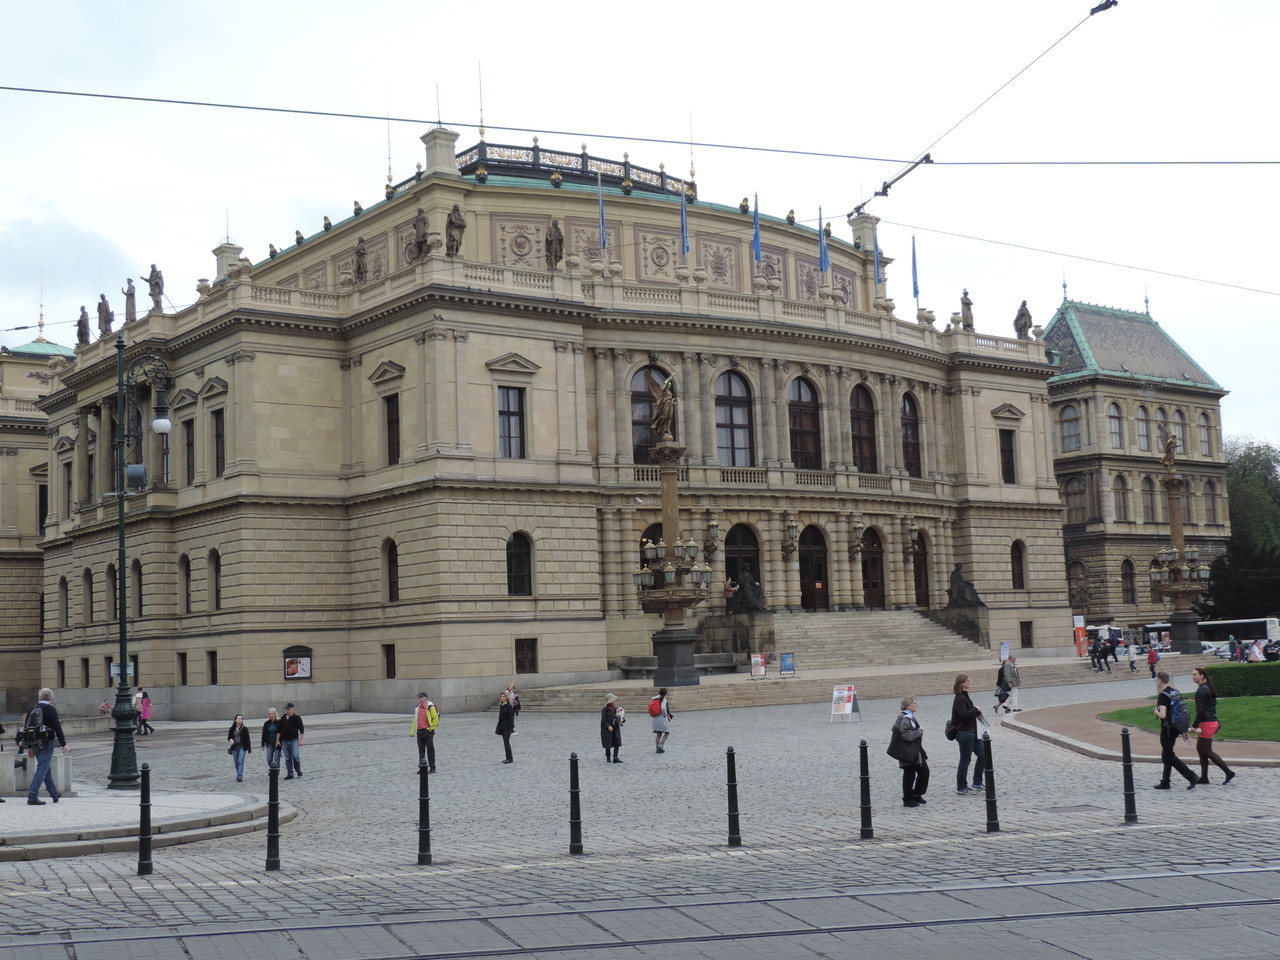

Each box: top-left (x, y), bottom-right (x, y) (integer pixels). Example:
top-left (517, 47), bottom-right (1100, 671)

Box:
top-left (832, 266), bottom-right (856, 307)
top-left (755, 243), bottom-right (787, 298)
top-left (696, 234), bottom-right (740, 291)
top-left (566, 216), bottom-right (618, 259)
top-left (795, 255), bottom-right (821, 302)
top-left (634, 226), bottom-right (680, 283)
top-left (491, 216), bottom-right (548, 269)
top-left (303, 262), bottom-right (328, 290)
top-left (336, 234), bottom-right (389, 284)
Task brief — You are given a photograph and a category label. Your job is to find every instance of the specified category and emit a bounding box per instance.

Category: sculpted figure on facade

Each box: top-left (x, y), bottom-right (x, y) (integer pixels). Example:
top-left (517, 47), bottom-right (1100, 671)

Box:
top-left (413, 208), bottom-right (430, 259)
top-left (446, 204), bottom-right (466, 258)
top-left (1013, 300), bottom-right (1033, 339)
top-left (1160, 433), bottom-right (1179, 472)
top-left (354, 237), bottom-right (368, 284)
top-left (142, 265), bottom-right (164, 311)
top-left (545, 218), bottom-right (565, 271)
top-left (120, 278), bottom-right (137, 324)
top-left (96, 294), bottom-right (113, 339)
top-left (76, 306), bottom-right (90, 346)
top-left (960, 289), bottom-right (974, 330)
top-left (946, 563), bottom-right (985, 608)
top-left (646, 369), bottom-right (678, 440)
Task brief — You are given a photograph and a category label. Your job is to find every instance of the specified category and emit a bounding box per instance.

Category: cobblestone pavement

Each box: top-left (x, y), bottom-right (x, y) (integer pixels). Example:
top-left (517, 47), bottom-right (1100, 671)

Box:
top-left (2, 671), bottom-right (1277, 959)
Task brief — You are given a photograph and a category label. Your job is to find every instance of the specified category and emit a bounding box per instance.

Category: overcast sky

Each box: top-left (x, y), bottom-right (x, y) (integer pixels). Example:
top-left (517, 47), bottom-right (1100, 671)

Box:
top-left (2, 1), bottom-right (1275, 445)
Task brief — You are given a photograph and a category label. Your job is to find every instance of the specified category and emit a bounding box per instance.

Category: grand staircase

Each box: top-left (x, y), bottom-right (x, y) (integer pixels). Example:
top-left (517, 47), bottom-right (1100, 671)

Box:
top-left (764, 610), bottom-right (982, 669)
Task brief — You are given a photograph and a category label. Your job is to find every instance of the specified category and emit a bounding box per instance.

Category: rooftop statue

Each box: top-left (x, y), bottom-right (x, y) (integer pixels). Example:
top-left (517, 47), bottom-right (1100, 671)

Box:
top-left (960, 289), bottom-right (974, 330)
top-left (120, 278), bottom-right (137, 324)
top-left (1013, 300), bottom-right (1032, 339)
top-left (76, 307), bottom-right (90, 346)
top-left (142, 264), bottom-right (164, 312)
top-left (96, 294), bottom-right (114, 339)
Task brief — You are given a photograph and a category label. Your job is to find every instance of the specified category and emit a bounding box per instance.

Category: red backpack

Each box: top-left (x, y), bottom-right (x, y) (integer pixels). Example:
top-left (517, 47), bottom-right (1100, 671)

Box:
top-left (648, 697), bottom-right (663, 717)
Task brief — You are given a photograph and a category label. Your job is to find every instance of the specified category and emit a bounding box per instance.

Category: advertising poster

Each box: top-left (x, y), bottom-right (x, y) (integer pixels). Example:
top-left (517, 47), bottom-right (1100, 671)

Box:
top-left (750, 653), bottom-right (766, 678)
top-left (830, 684), bottom-right (861, 722)
top-left (779, 652), bottom-right (796, 677)
top-left (285, 656), bottom-right (312, 679)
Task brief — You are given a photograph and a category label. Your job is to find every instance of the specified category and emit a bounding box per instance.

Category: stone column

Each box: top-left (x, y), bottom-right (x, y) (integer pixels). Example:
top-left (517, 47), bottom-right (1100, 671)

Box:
top-left (97, 400), bottom-right (114, 500)
top-left (885, 516), bottom-right (906, 607)
top-left (75, 407), bottom-right (91, 507)
top-left (612, 349), bottom-right (630, 465)
top-left (572, 344), bottom-right (589, 458)
top-left (452, 330), bottom-right (470, 454)
top-left (835, 368), bottom-right (853, 469)
top-left (680, 352), bottom-right (700, 459)
top-left (225, 350), bottom-right (258, 476)
top-left (823, 365), bottom-right (840, 471)
top-left (601, 507), bottom-right (623, 617)
top-left (698, 354), bottom-right (715, 465)
top-left (759, 358), bottom-right (778, 466)
top-left (414, 331), bottom-right (430, 460)
top-left (881, 376), bottom-right (899, 472)
top-left (593, 349), bottom-right (615, 464)
top-left (428, 329), bottom-right (451, 453)
top-left (774, 360), bottom-right (790, 467)
top-left (555, 341), bottom-right (573, 457)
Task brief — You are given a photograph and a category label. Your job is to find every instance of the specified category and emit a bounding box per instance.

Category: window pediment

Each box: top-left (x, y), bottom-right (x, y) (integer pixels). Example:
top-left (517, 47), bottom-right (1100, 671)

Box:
top-left (991, 403), bottom-right (1026, 420)
top-left (171, 388), bottom-right (198, 409)
top-left (368, 361), bottom-right (406, 385)
top-left (485, 352), bottom-right (541, 376)
top-left (53, 435), bottom-right (76, 454)
top-left (198, 377), bottom-right (229, 400)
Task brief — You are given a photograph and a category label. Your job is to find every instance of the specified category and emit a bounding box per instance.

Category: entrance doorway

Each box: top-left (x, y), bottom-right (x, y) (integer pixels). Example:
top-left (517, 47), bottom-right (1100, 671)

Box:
top-left (724, 524), bottom-right (762, 596)
top-left (912, 531), bottom-right (930, 608)
top-left (861, 528), bottom-right (885, 609)
top-left (798, 525), bottom-right (829, 611)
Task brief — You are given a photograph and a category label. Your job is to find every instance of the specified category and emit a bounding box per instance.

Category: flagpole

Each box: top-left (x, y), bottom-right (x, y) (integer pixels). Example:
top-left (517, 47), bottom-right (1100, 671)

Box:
top-left (911, 234), bottom-right (920, 314)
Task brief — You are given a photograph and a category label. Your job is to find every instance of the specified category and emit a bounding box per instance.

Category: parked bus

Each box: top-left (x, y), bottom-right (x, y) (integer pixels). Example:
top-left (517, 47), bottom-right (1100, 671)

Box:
top-left (1198, 618), bottom-right (1280, 645)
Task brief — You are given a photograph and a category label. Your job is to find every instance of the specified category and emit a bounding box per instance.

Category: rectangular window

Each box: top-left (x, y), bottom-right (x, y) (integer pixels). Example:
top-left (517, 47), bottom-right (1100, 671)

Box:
top-left (382, 643), bottom-right (397, 679)
top-left (65, 463), bottom-right (73, 515)
top-left (130, 654), bottom-right (140, 689)
top-left (104, 656), bottom-right (114, 687)
top-left (499, 386), bottom-right (526, 459)
top-left (183, 419), bottom-right (196, 485)
top-left (211, 410), bottom-right (226, 478)
top-left (207, 650), bottom-right (219, 685)
top-left (38, 483), bottom-right (48, 535)
top-left (87, 453), bottom-right (95, 499)
top-left (385, 394), bottom-right (401, 465)
top-left (998, 429), bottom-right (1017, 484)
top-left (56, 659), bottom-right (66, 688)
top-left (177, 652), bottom-right (188, 686)
top-left (515, 637), bottom-right (539, 674)
top-left (160, 432), bottom-right (170, 484)
top-left (81, 657), bottom-right (90, 688)
top-left (1019, 621), bottom-right (1034, 648)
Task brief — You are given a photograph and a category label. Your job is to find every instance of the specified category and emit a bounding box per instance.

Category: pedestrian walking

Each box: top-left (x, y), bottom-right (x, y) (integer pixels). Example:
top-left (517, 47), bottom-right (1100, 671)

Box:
top-left (495, 691), bottom-right (515, 763)
top-left (723, 577), bottom-right (737, 614)
top-left (226, 714), bottom-right (251, 782)
top-left (888, 696), bottom-right (930, 807)
top-left (278, 702), bottom-right (305, 779)
top-left (1096, 639), bottom-right (1112, 673)
top-left (1147, 644), bottom-right (1160, 678)
top-left (1190, 666), bottom-right (1235, 785)
top-left (1003, 655), bottom-right (1022, 711)
top-left (22, 688), bottom-right (68, 805)
top-left (1153, 671), bottom-right (1197, 790)
top-left (138, 691), bottom-right (155, 736)
top-left (413, 692), bottom-right (440, 771)
top-left (601, 693), bottom-right (624, 763)
top-left (950, 674), bottom-right (985, 795)
top-left (261, 708), bottom-right (282, 769)
top-left (650, 687), bottom-right (673, 753)
top-left (1126, 641), bottom-right (1138, 673)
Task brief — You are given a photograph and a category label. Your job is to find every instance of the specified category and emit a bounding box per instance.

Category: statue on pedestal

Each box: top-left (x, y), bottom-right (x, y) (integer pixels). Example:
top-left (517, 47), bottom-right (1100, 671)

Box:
top-left (1013, 300), bottom-right (1033, 339)
top-left (545, 218), bottom-right (564, 271)
top-left (141, 264), bottom-right (164, 312)
top-left (121, 279), bottom-right (137, 324)
top-left (445, 204), bottom-right (466, 258)
top-left (960, 289), bottom-right (974, 330)
top-left (96, 294), bottom-right (114, 339)
top-left (946, 563), bottom-right (985, 608)
top-left (646, 369), bottom-right (678, 440)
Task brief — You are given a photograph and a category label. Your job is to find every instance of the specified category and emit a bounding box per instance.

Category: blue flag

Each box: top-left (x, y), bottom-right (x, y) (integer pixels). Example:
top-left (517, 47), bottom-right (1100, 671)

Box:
top-left (679, 188), bottom-right (690, 256)
top-left (817, 207), bottom-right (829, 273)
top-left (873, 229), bottom-right (882, 285)
top-left (911, 235), bottom-right (919, 299)
top-left (597, 172), bottom-right (607, 252)
top-left (752, 193), bottom-right (761, 263)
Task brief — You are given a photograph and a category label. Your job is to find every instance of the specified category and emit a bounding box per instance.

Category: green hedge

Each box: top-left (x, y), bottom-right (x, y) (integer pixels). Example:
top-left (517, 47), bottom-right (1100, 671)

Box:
top-left (1204, 662), bottom-right (1280, 697)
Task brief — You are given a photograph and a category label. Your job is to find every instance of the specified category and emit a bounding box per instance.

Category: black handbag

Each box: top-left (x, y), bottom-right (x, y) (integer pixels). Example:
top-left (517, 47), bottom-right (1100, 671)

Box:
top-left (886, 724), bottom-right (919, 763)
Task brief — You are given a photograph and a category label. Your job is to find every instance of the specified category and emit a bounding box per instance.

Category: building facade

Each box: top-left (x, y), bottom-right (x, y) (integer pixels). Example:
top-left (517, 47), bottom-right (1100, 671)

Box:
top-left (1044, 300), bottom-right (1230, 636)
top-left (14, 127), bottom-right (1074, 717)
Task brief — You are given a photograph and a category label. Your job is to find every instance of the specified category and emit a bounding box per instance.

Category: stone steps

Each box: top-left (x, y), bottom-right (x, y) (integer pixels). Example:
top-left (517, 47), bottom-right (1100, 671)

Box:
top-left (762, 610), bottom-right (983, 669)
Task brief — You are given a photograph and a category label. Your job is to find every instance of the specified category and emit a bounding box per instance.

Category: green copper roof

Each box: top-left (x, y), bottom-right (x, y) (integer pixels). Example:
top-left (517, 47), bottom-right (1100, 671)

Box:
top-left (1043, 300), bottom-right (1219, 390)
top-left (9, 339), bottom-right (74, 358)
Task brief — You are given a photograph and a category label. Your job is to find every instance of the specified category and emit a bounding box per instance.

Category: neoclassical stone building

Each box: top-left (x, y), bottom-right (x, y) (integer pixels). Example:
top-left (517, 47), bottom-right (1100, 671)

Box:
top-left (1043, 300), bottom-right (1230, 634)
top-left (16, 127), bottom-right (1074, 717)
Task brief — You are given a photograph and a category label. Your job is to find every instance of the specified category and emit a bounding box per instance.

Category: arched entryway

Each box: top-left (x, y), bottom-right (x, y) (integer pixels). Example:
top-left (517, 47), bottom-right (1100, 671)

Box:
top-left (724, 524), bottom-right (761, 593)
top-left (911, 530), bottom-right (930, 608)
top-left (860, 528), bottom-right (886, 610)
top-left (798, 525), bottom-right (829, 611)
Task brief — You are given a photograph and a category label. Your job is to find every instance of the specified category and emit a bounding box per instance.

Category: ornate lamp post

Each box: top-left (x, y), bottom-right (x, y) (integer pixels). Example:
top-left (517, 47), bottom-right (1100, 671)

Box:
top-left (109, 331), bottom-right (170, 789)
top-left (631, 380), bottom-right (710, 686)
top-left (1148, 439), bottom-right (1210, 655)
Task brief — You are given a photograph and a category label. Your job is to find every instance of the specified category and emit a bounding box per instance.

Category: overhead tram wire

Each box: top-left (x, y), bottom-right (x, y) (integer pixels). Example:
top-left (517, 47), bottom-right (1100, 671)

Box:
top-left (848, 4), bottom-right (1109, 217)
top-left (0, 84), bottom-right (1273, 169)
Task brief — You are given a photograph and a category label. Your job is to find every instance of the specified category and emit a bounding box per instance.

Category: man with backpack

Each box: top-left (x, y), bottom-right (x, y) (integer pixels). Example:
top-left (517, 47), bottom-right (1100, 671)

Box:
top-left (23, 688), bottom-right (69, 805)
top-left (1153, 671), bottom-right (1197, 791)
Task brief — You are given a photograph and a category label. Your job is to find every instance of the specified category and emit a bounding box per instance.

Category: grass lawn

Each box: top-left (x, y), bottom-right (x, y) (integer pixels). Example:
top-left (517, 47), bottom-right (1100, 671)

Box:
top-left (1098, 696), bottom-right (1280, 741)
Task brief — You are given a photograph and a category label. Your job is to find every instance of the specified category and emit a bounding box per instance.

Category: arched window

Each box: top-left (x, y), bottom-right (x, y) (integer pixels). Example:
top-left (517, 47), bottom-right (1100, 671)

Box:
top-left (850, 384), bottom-right (877, 473)
top-left (900, 393), bottom-right (922, 477)
top-left (178, 555), bottom-right (191, 614)
top-left (1059, 403), bottom-right (1082, 453)
top-left (1155, 408), bottom-right (1169, 447)
top-left (1063, 476), bottom-right (1086, 524)
top-left (506, 532), bottom-right (533, 596)
top-left (715, 372), bottom-right (755, 467)
top-left (1112, 475), bottom-right (1130, 522)
top-left (1204, 480), bottom-right (1218, 524)
top-left (1198, 413), bottom-right (1213, 456)
top-left (1121, 560), bottom-right (1137, 604)
top-left (58, 576), bottom-right (69, 628)
top-left (83, 568), bottom-right (94, 623)
top-left (1107, 403), bottom-right (1125, 448)
top-left (724, 524), bottom-right (761, 591)
top-left (131, 559), bottom-right (143, 618)
top-left (630, 365), bottom-right (673, 464)
top-left (1136, 406), bottom-right (1151, 451)
top-left (787, 378), bottom-right (822, 469)
top-left (1174, 410), bottom-right (1187, 451)
top-left (1141, 477), bottom-right (1157, 523)
top-left (1010, 541), bottom-right (1026, 590)
top-left (208, 549), bottom-right (222, 611)
top-left (106, 564), bottom-right (117, 622)
top-left (382, 539), bottom-right (400, 603)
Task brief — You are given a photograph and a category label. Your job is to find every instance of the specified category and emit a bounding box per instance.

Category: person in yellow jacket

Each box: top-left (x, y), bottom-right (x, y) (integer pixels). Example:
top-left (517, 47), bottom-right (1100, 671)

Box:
top-left (412, 692), bottom-right (440, 772)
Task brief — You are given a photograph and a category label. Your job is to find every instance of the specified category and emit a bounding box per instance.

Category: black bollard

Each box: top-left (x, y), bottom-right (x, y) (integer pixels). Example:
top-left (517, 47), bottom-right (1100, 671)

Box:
top-left (1120, 727), bottom-right (1138, 824)
top-left (569, 752), bottom-right (583, 856)
top-left (982, 732), bottom-right (999, 833)
top-left (858, 739), bottom-right (874, 840)
top-left (137, 762), bottom-right (153, 876)
top-left (726, 746), bottom-right (742, 847)
top-left (418, 760), bottom-right (432, 865)
top-left (265, 764), bottom-right (281, 871)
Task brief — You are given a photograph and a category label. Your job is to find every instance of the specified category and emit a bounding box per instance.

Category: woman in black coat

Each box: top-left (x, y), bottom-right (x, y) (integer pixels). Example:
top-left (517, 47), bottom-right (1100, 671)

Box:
top-left (951, 674), bottom-right (985, 795)
top-left (495, 691), bottom-right (515, 764)
top-left (226, 714), bottom-right (252, 782)
top-left (600, 693), bottom-right (623, 763)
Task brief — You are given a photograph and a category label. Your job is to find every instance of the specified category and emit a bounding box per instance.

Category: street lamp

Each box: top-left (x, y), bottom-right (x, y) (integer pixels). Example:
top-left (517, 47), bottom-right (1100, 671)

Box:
top-left (109, 331), bottom-right (170, 789)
